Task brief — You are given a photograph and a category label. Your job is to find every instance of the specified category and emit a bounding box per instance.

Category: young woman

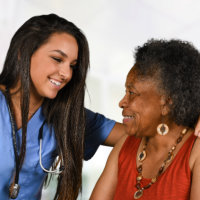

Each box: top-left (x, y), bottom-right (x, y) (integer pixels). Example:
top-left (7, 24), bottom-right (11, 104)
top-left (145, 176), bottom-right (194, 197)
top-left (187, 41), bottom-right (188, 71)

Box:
top-left (0, 13), bottom-right (126, 200)
top-left (0, 13), bottom-right (89, 200)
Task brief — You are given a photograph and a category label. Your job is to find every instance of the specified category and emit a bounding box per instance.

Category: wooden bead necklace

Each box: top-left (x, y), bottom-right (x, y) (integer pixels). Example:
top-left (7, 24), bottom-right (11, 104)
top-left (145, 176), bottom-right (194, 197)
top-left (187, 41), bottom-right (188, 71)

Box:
top-left (134, 128), bottom-right (188, 199)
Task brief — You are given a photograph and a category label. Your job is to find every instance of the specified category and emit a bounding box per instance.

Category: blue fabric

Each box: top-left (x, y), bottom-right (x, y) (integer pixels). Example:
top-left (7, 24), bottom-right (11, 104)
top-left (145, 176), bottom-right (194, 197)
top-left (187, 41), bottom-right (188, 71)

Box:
top-left (0, 91), bottom-right (57, 200)
top-left (84, 108), bottom-right (115, 160)
top-left (0, 91), bottom-right (115, 199)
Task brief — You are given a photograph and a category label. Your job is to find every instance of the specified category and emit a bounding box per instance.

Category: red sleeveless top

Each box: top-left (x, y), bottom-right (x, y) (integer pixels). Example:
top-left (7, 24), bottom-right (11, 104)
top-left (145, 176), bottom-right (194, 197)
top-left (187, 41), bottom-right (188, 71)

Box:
top-left (114, 134), bottom-right (196, 200)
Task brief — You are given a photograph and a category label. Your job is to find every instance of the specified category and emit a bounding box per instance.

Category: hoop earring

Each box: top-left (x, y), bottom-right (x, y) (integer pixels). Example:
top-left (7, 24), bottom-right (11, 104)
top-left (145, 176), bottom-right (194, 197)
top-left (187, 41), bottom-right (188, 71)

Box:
top-left (157, 123), bottom-right (169, 136)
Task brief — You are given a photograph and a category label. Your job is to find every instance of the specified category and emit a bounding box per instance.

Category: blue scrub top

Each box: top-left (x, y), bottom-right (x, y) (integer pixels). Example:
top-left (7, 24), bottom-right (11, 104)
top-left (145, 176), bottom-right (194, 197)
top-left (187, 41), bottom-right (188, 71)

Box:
top-left (0, 91), bottom-right (115, 199)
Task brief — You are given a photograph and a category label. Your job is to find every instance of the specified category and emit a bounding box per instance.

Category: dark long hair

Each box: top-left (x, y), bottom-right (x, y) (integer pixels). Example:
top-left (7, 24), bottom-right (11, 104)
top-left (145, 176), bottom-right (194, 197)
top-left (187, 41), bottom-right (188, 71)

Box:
top-left (0, 14), bottom-right (89, 200)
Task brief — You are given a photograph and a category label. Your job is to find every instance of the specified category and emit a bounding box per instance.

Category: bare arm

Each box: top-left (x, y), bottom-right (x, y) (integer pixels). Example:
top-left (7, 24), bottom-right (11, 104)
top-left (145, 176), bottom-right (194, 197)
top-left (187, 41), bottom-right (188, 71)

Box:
top-left (190, 138), bottom-right (200, 200)
top-left (90, 135), bottom-right (127, 200)
top-left (194, 117), bottom-right (200, 137)
top-left (103, 122), bottom-right (126, 146)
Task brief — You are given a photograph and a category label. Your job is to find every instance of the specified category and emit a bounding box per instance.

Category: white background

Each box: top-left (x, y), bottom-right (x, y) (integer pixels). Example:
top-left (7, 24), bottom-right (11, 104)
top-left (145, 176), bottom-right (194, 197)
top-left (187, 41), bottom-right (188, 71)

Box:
top-left (1, 0), bottom-right (200, 199)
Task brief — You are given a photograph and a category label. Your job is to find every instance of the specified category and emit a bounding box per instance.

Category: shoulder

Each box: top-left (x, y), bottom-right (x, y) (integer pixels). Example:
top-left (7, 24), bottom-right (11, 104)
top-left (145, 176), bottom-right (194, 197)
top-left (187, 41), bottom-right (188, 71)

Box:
top-left (100, 135), bottom-right (128, 181)
top-left (85, 108), bottom-right (115, 129)
top-left (0, 85), bottom-right (5, 91)
top-left (189, 137), bottom-right (200, 199)
top-left (189, 137), bottom-right (200, 171)
top-left (0, 85), bottom-right (6, 99)
top-left (89, 136), bottom-right (127, 200)
top-left (0, 86), bottom-right (6, 103)
top-left (85, 108), bottom-right (115, 142)
top-left (110, 135), bottom-right (129, 159)
top-left (114, 135), bottom-right (140, 152)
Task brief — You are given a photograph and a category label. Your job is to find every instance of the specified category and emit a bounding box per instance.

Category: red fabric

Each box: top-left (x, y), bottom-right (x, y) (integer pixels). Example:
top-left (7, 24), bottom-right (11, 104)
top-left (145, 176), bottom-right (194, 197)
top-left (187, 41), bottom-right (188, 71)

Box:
top-left (114, 134), bottom-right (196, 200)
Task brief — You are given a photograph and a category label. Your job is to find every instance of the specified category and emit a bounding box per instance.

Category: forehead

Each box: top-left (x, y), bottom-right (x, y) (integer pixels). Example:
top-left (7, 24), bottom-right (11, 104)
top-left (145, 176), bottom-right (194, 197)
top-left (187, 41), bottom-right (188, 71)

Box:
top-left (46, 33), bottom-right (78, 49)
top-left (125, 67), bottom-right (160, 93)
top-left (34, 32), bottom-right (78, 60)
top-left (125, 68), bottom-right (138, 87)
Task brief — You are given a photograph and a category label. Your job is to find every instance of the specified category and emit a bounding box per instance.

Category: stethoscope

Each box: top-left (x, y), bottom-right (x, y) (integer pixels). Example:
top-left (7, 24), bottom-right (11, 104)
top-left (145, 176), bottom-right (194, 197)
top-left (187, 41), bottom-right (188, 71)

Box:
top-left (38, 121), bottom-right (63, 174)
top-left (4, 89), bottom-right (63, 199)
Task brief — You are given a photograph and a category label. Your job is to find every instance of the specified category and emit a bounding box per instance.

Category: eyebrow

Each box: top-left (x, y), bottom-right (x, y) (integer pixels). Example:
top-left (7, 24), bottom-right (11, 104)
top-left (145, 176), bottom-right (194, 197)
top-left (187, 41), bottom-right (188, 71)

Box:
top-left (126, 83), bottom-right (135, 89)
top-left (50, 49), bottom-right (78, 63)
top-left (50, 49), bottom-right (68, 58)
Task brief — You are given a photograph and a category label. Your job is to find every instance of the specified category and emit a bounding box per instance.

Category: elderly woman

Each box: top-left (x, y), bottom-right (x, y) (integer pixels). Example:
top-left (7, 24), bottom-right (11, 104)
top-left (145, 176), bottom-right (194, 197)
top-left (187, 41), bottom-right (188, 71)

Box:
top-left (90, 39), bottom-right (200, 200)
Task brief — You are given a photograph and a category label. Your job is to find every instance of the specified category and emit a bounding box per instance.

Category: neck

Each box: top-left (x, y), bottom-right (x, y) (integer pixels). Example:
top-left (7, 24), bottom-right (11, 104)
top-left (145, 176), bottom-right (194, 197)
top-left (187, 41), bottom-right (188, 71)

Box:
top-left (29, 94), bottom-right (43, 115)
top-left (146, 124), bottom-right (193, 152)
top-left (10, 86), bottom-right (43, 118)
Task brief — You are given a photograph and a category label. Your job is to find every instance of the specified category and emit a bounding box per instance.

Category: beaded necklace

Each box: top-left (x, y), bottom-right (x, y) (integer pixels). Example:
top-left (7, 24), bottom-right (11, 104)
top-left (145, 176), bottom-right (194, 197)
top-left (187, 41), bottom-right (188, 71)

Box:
top-left (134, 128), bottom-right (188, 199)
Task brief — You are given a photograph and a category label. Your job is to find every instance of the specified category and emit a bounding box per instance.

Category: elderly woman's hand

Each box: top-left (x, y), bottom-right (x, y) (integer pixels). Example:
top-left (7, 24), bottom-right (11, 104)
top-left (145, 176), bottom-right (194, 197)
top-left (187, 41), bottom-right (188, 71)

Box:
top-left (195, 117), bottom-right (200, 137)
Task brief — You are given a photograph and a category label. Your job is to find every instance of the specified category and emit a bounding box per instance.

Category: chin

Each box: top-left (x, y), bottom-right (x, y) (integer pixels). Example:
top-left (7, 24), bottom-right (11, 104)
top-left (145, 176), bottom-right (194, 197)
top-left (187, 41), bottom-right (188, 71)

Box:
top-left (125, 127), bottom-right (138, 137)
top-left (126, 127), bottom-right (143, 138)
top-left (47, 95), bottom-right (58, 99)
top-left (44, 92), bottom-right (59, 99)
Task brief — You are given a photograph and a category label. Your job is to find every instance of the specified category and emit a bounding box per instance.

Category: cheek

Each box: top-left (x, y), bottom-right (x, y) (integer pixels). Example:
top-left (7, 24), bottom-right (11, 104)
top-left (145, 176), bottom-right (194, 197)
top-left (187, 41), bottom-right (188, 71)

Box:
top-left (30, 54), bottom-right (56, 77)
top-left (127, 100), bottom-right (160, 135)
top-left (142, 99), bottom-right (161, 121)
top-left (30, 58), bottom-right (43, 81)
top-left (136, 107), bottom-right (161, 137)
top-left (30, 67), bottom-right (44, 89)
top-left (129, 114), bottom-right (141, 136)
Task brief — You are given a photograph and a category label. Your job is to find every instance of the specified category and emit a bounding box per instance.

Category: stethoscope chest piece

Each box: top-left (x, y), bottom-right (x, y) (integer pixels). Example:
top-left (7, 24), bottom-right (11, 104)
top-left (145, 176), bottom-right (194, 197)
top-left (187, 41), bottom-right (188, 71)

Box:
top-left (9, 183), bottom-right (20, 199)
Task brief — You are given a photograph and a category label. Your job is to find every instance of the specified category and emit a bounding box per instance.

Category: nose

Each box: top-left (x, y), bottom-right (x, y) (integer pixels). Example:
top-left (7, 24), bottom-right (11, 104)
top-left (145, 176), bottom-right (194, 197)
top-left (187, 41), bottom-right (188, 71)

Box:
top-left (59, 64), bottom-right (73, 81)
top-left (119, 94), bottom-right (128, 108)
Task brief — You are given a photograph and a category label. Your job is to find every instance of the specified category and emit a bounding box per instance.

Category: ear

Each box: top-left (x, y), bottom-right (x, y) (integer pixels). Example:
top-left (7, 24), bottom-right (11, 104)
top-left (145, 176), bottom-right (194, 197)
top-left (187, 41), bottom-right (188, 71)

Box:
top-left (160, 95), bottom-right (172, 116)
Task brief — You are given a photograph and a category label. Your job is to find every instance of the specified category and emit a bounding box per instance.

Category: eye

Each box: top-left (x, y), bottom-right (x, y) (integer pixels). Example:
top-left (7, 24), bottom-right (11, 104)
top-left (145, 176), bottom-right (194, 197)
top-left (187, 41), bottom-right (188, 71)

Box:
top-left (128, 90), bottom-right (139, 99)
top-left (125, 90), bottom-right (136, 96)
top-left (129, 91), bottom-right (136, 95)
top-left (51, 57), bottom-right (62, 63)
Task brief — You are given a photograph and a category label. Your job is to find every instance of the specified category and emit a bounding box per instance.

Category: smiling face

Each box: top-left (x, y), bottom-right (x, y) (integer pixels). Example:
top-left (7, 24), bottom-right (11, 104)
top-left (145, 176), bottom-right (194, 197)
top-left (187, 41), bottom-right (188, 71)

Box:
top-left (119, 67), bottom-right (164, 137)
top-left (30, 32), bottom-right (78, 100)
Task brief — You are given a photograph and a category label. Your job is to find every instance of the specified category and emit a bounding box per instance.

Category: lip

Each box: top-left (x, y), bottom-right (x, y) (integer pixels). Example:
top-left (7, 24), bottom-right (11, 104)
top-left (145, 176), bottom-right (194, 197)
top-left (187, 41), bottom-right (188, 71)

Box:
top-left (122, 117), bottom-right (134, 124)
top-left (49, 78), bottom-right (62, 89)
top-left (122, 112), bottom-right (135, 124)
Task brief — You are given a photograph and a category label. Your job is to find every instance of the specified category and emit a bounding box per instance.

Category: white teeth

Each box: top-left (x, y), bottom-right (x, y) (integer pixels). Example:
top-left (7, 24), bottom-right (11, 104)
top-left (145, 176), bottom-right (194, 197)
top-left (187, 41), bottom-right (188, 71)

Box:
top-left (124, 116), bottom-right (134, 119)
top-left (50, 79), bottom-right (61, 86)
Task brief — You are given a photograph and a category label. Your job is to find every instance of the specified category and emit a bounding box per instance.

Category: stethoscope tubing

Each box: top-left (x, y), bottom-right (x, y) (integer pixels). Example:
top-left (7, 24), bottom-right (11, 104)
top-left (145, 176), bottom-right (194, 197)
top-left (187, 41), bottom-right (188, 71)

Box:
top-left (39, 121), bottom-right (62, 174)
top-left (3, 89), bottom-right (62, 198)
